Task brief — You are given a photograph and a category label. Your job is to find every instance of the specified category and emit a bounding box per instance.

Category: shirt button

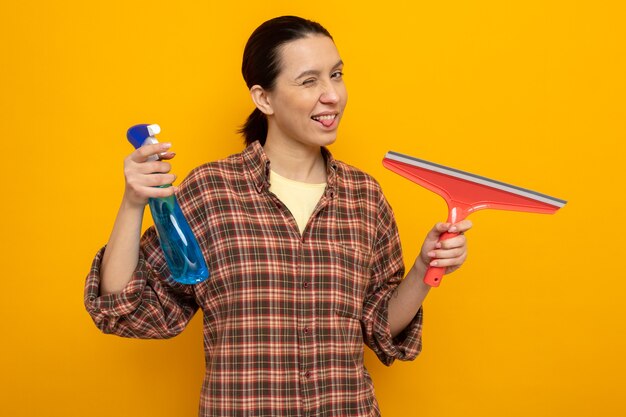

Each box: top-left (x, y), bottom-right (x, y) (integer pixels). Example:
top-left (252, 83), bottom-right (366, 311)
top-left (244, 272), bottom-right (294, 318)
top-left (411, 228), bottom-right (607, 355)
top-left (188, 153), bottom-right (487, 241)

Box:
top-left (303, 282), bottom-right (309, 288)
top-left (303, 327), bottom-right (309, 334)
top-left (304, 371), bottom-right (311, 378)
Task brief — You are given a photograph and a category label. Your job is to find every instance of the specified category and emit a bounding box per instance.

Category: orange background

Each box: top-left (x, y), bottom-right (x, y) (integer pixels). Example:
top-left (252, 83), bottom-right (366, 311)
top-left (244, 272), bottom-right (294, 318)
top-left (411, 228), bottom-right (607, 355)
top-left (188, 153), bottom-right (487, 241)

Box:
top-left (1, 1), bottom-right (625, 416)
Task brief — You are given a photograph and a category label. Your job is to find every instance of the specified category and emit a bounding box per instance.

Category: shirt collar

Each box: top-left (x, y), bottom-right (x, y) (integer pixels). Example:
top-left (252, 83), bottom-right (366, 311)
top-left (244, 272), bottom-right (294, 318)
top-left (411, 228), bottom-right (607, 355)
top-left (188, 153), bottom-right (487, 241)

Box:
top-left (243, 140), bottom-right (338, 197)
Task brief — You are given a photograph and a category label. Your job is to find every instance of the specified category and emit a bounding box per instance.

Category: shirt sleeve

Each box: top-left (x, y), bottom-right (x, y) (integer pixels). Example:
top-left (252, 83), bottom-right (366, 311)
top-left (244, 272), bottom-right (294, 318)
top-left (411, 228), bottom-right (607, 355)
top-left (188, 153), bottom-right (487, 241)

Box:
top-left (84, 170), bottom-right (207, 339)
top-left (84, 228), bottom-right (199, 339)
top-left (360, 191), bottom-right (423, 366)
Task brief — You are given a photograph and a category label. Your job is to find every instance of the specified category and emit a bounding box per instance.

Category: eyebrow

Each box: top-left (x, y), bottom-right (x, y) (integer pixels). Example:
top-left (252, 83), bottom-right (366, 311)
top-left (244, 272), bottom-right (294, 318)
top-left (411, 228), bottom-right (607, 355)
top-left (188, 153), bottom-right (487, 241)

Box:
top-left (295, 59), bottom-right (344, 80)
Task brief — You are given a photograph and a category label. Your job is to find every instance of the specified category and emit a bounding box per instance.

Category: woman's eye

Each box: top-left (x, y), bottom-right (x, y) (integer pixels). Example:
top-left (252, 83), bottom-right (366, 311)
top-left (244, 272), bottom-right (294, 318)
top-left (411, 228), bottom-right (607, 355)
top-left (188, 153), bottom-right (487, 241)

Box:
top-left (302, 78), bottom-right (316, 86)
top-left (331, 71), bottom-right (344, 79)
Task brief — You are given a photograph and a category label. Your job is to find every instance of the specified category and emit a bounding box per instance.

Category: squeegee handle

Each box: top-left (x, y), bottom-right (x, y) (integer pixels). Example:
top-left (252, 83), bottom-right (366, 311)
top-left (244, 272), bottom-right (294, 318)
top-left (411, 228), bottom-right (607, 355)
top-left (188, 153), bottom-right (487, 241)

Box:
top-left (423, 231), bottom-right (458, 287)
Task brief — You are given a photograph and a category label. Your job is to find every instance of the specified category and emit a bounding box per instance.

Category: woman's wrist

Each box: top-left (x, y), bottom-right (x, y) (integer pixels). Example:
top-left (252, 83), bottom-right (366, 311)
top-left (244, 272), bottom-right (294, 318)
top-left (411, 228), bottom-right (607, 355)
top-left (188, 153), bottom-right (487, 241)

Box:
top-left (121, 192), bottom-right (149, 213)
top-left (412, 256), bottom-right (430, 281)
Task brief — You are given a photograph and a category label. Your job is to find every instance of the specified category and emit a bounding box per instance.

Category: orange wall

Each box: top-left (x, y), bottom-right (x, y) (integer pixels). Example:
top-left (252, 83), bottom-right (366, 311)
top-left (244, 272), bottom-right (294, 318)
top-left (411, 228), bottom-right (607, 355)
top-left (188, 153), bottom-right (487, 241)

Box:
top-left (1, 1), bottom-right (625, 416)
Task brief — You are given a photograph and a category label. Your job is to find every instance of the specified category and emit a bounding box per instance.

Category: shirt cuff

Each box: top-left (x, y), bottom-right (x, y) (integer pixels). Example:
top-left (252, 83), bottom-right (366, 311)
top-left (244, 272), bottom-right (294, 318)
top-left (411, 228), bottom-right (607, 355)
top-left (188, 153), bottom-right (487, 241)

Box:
top-left (84, 246), bottom-right (150, 317)
top-left (373, 297), bottom-right (423, 366)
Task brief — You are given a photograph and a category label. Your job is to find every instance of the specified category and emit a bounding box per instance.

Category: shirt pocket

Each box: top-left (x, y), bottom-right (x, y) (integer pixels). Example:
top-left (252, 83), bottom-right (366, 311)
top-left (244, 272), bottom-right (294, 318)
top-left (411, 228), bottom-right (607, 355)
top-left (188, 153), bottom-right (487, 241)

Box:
top-left (331, 243), bottom-right (372, 320)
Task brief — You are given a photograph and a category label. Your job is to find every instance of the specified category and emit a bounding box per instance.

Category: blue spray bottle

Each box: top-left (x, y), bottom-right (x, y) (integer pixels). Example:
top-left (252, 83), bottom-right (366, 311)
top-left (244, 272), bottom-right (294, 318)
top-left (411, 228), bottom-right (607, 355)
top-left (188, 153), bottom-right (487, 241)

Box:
top-left (127, 124), bottom-right (209, 284)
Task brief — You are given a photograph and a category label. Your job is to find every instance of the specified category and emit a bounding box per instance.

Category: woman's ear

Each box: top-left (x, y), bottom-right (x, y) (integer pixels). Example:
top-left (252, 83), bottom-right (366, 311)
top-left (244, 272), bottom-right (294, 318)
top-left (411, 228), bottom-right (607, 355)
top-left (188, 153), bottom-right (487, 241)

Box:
top-left (250, 85), bottom-right (274, 115)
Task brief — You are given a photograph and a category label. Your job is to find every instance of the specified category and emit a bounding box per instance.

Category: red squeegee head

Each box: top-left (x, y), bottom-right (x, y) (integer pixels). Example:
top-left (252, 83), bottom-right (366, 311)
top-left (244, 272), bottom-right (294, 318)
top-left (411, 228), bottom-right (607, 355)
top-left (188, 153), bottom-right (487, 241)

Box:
top-left (382, 151), bottom-right (566, 287)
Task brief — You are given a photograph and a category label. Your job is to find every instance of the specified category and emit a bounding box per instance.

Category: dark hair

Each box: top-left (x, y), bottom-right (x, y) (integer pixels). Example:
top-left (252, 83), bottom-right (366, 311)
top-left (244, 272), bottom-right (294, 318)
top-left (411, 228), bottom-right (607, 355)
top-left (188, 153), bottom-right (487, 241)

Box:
top-left (239, 16), bottom-right (333, 146)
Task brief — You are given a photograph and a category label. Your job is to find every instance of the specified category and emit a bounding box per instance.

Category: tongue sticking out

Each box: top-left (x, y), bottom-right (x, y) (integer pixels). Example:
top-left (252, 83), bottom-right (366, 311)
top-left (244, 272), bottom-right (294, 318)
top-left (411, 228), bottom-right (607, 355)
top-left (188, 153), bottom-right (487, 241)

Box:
top-left (320, 118), bottom-right (334, 127)
top-left (313, 115), bottom-right (336, 127)
top-left (312, 114), bottom-right (337, 128)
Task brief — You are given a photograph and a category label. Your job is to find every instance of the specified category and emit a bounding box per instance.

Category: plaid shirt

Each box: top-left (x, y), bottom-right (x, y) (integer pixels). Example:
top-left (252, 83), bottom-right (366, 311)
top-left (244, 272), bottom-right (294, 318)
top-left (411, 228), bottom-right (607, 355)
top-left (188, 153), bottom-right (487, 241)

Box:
top-left (85, 141), bottom-right (423, 416)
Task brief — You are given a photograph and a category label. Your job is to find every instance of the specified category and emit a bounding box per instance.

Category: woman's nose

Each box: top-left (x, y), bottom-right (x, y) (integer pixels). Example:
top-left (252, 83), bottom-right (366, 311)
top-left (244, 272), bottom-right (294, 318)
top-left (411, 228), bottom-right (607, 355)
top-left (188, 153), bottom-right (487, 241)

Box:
top-left (320, 82), bottom-right (340, 104)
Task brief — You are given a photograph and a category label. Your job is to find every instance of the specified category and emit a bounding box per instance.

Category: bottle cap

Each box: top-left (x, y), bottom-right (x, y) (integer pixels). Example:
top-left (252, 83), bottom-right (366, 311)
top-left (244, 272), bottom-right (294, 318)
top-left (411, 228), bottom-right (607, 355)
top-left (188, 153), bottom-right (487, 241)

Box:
top-left (127, 124), bottom-right (161, 149)
top-left (147, 124), bottom-right (161, 136)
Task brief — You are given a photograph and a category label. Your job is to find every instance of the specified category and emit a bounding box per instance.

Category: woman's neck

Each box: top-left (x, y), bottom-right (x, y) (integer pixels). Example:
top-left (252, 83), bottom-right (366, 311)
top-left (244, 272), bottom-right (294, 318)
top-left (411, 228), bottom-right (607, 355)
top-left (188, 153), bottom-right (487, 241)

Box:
top-left (263, 136), bottom-right (327, 184)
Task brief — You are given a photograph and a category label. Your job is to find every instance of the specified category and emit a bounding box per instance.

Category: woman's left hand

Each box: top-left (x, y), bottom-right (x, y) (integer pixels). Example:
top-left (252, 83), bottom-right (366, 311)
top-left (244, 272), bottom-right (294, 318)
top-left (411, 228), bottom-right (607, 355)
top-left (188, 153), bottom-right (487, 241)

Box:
top-left (416, 220), bottom-right (473, 275)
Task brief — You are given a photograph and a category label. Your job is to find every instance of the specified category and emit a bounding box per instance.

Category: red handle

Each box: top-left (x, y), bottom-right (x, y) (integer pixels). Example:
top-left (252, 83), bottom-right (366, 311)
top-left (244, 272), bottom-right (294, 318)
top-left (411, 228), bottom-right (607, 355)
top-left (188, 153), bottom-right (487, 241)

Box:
top-left (423, 231), bottom-right (458, 287)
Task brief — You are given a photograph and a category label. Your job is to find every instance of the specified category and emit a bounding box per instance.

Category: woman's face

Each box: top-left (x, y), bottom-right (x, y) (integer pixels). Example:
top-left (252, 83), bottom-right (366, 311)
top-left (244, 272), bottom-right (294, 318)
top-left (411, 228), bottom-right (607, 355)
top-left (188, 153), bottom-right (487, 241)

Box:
top-left (264, 35), bottom-right (347, 149)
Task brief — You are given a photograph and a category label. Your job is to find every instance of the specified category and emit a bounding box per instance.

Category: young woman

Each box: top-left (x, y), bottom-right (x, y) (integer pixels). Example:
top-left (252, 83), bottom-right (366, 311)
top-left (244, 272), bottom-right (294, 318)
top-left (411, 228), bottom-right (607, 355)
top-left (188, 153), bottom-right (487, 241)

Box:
top-left (85, 16), bottom-right (471, 416)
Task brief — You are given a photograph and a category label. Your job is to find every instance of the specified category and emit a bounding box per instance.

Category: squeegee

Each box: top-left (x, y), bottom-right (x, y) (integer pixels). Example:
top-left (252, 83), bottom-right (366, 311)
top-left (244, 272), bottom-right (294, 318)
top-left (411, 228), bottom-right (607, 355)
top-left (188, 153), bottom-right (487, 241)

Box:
top-left (383, 151), bottom-right (566, 287)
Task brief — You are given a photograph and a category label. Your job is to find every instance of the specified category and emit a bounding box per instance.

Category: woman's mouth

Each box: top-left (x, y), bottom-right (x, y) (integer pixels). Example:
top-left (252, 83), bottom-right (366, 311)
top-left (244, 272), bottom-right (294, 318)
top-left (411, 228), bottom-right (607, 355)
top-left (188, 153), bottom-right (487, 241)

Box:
top-left (311, 113), bottom-right (338, 128)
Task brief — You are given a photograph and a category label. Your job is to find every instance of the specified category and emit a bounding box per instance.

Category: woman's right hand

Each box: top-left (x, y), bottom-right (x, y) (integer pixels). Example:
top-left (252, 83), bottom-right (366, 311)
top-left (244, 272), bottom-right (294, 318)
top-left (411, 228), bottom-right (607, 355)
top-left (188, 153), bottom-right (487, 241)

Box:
top-left (122, 142), bottom-right (178, 208)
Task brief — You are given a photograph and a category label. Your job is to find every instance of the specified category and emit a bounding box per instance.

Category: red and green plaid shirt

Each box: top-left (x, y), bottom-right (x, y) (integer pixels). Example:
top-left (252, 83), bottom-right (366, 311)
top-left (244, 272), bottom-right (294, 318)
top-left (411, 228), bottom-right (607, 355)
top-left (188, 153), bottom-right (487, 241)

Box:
top-left (85, 141), bottom-right (423, 416)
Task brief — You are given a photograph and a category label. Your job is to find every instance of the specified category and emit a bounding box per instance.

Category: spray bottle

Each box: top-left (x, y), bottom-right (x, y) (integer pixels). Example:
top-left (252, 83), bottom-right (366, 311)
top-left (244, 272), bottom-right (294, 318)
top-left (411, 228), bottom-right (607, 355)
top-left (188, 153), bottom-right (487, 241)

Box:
top-left (127, 124), bottom-right (209, 284)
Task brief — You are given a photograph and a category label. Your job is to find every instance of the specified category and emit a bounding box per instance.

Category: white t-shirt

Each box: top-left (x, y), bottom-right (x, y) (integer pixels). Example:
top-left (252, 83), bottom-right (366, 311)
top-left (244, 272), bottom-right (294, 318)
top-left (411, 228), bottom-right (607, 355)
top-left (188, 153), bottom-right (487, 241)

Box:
top-left (269, 170), bottom-right (327, 234)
